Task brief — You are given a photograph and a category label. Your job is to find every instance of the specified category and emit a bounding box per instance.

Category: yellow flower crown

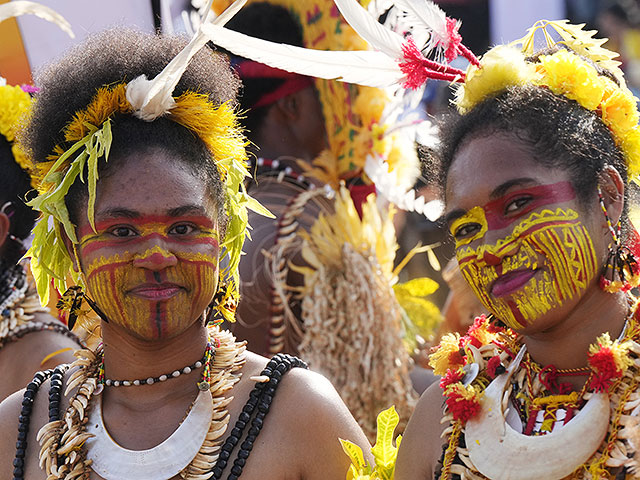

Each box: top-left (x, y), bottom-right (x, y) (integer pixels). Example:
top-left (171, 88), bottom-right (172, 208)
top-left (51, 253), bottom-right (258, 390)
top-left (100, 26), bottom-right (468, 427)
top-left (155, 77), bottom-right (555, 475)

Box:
top-left (0, 83), bottom-right (34, 182)
top-left (455, 20), bottom-right (640, 183)
top-left (26, 82), bottom-right (270, 322)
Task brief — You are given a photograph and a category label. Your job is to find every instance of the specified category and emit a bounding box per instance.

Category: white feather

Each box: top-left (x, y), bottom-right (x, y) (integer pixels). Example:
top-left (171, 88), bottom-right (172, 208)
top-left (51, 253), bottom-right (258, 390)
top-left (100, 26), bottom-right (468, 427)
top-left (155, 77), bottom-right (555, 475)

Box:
top-left (365, 155), bottom-right (442, 220)
top-left (127, 0), bottom-right (220, 121)
top-left (202, 23), bottom-right (404, 88)
top-left (0, 1), bottom-right (74, 38)
top-left (333, 0), bottom-right (405, 58)
top-left (392, 0), bottom-right (449, 51)
top-left (212, 0), bottom-right (247, 26)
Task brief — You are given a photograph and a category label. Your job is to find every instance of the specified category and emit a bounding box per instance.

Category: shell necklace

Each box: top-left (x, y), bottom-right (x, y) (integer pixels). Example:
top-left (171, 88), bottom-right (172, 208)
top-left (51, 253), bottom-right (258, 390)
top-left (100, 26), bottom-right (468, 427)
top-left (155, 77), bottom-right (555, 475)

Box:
top-left (37, 326), bottom-right (246, 480)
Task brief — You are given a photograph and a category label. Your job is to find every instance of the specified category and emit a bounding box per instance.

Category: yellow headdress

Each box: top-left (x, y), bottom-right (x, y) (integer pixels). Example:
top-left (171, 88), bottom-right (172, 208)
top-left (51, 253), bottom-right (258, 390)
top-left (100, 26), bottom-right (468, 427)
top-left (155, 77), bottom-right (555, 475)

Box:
top-left (455, 20), bottom-right (640, 183)
top-left (25, 1), bottom-right (271, 322)
top-left (0, 81), bottom-right (32, 178)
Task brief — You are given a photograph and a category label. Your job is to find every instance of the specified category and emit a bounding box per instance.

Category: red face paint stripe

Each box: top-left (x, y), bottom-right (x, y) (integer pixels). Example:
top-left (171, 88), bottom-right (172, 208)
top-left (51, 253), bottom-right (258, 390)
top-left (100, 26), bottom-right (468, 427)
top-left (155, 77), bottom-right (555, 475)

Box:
top-left (483, 182), bottom-right (576, 231)
top-left (80, 234), bottom-right (219, 256)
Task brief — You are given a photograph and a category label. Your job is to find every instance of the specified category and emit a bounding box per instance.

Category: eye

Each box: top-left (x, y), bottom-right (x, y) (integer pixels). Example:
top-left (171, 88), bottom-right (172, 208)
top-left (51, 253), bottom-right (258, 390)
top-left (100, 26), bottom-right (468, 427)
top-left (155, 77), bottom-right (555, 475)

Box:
top-left (453, 223), bottom-right (481, 240)
top-left (169, 224), bottom-right (196, 235)
top-left (505, 196), bottom-right (532, 214)
top-left (108, 226), bottom-right (138, 238)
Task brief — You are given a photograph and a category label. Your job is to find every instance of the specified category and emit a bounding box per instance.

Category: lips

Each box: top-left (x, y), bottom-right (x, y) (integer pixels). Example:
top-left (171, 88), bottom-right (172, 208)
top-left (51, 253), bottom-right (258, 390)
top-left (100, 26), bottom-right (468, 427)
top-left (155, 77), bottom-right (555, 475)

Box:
top-left (490, 269), bottom-right (538, 298)
top-left (127, 283), bottom-right (184, 300)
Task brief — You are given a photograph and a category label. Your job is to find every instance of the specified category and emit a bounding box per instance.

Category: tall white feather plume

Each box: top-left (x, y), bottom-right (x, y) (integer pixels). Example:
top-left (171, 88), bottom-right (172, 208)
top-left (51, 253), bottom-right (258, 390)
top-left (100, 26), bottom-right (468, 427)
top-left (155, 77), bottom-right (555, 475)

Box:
top-left (126, 0), bottom-right (247, 121)
top-left (392, 0), bottom-right (449, 53)
top-left (0, 1), bottom-right (74, 38)
top-left (365, 155), bottom-right (443, 221)
top-left (333, 0), bottom-right (405, 58)
top-left (202, 23), bottom-right (404, 88)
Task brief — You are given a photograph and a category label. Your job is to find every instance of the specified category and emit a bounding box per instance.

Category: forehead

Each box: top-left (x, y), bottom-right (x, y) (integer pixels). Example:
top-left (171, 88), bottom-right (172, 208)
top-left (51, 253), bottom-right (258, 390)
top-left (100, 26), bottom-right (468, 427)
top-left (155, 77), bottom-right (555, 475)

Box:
top-left (88, 149), bottom-right (215, 220)
top-left (445, 133), bottom-right (571, 212)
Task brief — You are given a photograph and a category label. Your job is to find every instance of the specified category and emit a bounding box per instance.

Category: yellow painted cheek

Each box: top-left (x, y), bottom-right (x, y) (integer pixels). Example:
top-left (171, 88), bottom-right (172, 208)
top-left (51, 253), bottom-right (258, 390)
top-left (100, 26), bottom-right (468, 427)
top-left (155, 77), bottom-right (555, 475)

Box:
top-left (456, 208), bottom-right (598, 329)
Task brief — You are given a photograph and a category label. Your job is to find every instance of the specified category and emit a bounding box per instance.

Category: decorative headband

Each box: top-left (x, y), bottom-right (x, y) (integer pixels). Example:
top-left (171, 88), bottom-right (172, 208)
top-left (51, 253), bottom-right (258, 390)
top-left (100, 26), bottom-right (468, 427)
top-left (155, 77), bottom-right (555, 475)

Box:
top-left (24, 0), bottom-right (271, 323)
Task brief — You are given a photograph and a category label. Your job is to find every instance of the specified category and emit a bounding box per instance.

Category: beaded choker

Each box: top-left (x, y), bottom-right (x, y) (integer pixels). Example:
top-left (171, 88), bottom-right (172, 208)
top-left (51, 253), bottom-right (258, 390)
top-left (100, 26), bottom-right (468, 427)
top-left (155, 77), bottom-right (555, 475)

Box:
top-left (97, 341), bottom-right (216, 389)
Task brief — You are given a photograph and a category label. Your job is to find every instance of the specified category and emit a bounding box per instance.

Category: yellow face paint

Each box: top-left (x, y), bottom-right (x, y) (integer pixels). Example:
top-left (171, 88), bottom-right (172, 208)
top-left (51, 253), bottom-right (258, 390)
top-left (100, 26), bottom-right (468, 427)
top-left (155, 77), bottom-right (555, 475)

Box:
top-left (83, 245), bottom-right (218, 339)
top-left (450, 206), bottom-right (488, 248)
top-left (456, 208), bottom-right (598, 329)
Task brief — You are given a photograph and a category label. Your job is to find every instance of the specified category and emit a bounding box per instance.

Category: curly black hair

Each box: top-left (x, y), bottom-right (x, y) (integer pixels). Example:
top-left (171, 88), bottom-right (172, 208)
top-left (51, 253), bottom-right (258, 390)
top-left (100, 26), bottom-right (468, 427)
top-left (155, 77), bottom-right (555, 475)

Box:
top-left (21, 28), bottom-right (242, 232)
top-left (432, 52), bottom-right (632, 235)
top-left (0, 136), bottom-right (37, 264)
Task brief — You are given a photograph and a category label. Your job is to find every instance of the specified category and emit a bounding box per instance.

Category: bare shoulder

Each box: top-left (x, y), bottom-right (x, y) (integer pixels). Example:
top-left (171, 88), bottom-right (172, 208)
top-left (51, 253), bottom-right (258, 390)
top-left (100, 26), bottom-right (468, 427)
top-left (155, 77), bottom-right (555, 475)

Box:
top-left (235, 352), bottom-right (371, 479)
top-left (395, 381), bottom-right (448, 480)
top-left (0, 378), bottom-right (50, 480)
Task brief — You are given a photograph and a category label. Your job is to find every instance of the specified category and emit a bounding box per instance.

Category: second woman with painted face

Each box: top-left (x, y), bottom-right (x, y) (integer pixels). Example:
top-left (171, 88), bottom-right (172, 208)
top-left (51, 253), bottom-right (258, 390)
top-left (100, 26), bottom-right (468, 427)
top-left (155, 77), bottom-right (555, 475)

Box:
top-left (396, 23), bottom-right (640, 480)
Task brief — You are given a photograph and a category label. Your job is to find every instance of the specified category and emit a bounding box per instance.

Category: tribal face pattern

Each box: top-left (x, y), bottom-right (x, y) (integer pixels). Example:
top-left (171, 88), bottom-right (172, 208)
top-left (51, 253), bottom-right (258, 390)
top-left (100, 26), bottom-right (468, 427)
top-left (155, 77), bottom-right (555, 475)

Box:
top-left (78, 215), bottom-right (219, 339)
top-left (450, 182), bottom-right (598, 329)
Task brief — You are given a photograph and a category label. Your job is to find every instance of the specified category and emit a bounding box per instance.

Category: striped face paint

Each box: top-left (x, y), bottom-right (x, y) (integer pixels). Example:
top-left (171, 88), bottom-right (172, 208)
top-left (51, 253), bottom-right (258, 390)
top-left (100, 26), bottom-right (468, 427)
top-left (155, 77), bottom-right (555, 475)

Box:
top-left (449, 182), bottom-right (598, 329)
top-left (78, 215), bottom-right (219, 339)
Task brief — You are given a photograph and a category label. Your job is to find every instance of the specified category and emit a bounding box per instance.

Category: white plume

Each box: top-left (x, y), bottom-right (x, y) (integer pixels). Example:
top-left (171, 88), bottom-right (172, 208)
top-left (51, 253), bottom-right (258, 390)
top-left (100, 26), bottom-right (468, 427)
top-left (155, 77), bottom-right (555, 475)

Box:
top-left (392, 0), bottom-right (450, 53)
top-left (126, 0), bottom-right (247, 121)
top-left (365, 155), bottom-right (443, 221)
top-left (333, 0), bottom-right (405, 58)
top-left (0, 1), bottom-right (74, 38)
top-left (202, 23), bottom-right (404, 88)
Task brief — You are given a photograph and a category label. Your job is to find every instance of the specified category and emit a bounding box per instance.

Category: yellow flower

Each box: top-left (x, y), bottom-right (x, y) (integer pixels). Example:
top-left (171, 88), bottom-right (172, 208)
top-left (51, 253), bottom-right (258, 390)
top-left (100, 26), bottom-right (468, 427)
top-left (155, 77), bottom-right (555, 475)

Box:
top-left (455, 45), bottom-right (538, 113)
top-left (429, 333), bottom-right (463, 376)
top-left (536, 50), bottom-right (605, 110)
top-left (600, 80), bottom-right (639, 132)
top-left (0, 84), bottom-right (31, 143)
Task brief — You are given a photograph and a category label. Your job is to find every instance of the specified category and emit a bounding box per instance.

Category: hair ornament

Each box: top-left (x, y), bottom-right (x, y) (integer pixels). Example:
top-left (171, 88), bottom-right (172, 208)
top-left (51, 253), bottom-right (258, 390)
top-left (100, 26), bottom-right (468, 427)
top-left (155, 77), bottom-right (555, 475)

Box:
top-left (455, 20), bottom-right (640, 184)
top-left (24, 0), bottom-right (271, 323)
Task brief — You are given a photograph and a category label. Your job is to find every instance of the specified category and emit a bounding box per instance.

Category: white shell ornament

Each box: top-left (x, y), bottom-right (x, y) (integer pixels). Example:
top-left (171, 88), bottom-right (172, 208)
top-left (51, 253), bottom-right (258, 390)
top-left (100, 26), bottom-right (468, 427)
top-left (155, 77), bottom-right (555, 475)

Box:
top-left (465, 346), bottom-right (611, 479)
top-left (85, 389), bottom-right (213, 480)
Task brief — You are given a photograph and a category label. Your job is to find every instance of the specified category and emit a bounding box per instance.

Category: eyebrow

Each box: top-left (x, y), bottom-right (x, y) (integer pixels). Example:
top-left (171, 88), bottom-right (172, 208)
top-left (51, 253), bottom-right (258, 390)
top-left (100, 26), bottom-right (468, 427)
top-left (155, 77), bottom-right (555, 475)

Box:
top-left (489, 177), bottom-right (537, 200)
top-left (95, 205), bottom-right (208, 220)
top-left (443, 178), bottom-right (538, 226)
top-left (167, 205), bottom-right (209, 217)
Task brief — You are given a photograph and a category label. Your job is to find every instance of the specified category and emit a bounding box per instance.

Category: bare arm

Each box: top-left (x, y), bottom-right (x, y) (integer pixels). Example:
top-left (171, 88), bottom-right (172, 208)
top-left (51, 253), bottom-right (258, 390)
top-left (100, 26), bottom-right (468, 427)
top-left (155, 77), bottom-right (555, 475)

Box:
top-left (276, 368), bottom-right (372, 479)
top-left (395, 382), bottom-right (448, 480)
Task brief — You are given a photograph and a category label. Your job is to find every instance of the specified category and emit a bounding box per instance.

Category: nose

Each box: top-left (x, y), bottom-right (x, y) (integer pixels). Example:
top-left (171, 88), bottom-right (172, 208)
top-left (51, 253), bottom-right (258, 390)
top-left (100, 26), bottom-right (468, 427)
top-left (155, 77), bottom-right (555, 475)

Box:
top-left (480, 249), bottom-right (501, 266)
top-left (133, 245), bottom-right (178, 271)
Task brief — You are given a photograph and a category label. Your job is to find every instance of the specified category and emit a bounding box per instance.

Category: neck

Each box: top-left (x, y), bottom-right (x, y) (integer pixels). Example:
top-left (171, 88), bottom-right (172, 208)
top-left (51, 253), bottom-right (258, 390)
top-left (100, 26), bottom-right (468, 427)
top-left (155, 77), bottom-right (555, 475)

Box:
top-left (252, 124), bottom-right (315, 163)
top-left (100, 319), bottom-right (208, 408)
top-left (522, 288), bottom-right (629, 375)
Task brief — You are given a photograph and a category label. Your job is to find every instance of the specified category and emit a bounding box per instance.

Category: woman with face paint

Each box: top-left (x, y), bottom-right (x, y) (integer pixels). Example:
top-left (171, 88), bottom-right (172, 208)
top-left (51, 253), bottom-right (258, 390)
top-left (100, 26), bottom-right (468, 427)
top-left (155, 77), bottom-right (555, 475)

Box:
top-left (0, 81), bottom-right (80, 402)
top-left (394, 22), bottom-right (640, 480)
top-left (0, 26), bottom-right (370, 480)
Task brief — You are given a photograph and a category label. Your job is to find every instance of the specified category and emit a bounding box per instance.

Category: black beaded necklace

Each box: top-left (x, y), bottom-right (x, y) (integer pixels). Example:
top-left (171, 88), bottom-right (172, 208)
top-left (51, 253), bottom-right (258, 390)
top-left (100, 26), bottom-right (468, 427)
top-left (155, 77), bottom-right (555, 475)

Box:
top-left (209, 353), bottom-right (308, 480)
top-left (13, 364), bottom-right (68, 480)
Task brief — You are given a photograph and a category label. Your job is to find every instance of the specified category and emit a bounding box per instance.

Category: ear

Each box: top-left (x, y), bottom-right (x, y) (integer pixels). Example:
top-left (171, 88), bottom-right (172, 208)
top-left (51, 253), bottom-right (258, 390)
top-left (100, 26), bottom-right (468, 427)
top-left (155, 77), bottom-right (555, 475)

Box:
top-left (597, 165), bottom-right (625, 229)
top-left (274, 92), bottom-right (300, 122)
top-left (60, 227), bottom-right (81, 273)
top-left (0, 213), bottom-right (10, 250)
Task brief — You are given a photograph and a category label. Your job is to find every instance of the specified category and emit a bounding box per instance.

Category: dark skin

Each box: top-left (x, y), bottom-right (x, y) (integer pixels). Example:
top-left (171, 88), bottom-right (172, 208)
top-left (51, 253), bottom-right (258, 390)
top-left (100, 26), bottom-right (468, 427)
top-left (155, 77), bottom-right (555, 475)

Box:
top-left (0, 211), bottom-right (77, 402)
top-left (395, 132), bottom-right (628, 479)
top-left (234, 85), bottom-right (330, 356)
top-left (0, 148), bottom-right (370, 479)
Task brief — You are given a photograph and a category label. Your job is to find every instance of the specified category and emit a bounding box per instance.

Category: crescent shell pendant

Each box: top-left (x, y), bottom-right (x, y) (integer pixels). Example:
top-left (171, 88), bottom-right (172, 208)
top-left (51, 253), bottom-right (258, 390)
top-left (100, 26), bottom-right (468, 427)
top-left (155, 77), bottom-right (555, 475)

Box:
top-left (465, 346), bottom-right (610, 480)
top-left (85, 388), bottom-right (214, 480)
